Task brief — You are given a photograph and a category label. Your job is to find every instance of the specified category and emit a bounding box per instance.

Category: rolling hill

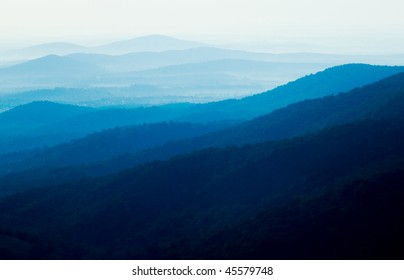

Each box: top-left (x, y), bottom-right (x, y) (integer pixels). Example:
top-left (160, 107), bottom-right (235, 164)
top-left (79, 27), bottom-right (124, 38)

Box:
top-left (0, 101), bottom-right (94, 135)
top-left (80, 69), bottom-right (404, 175)
top-left (67, 47), bottom-right (333, 72)
top-left (0, 63), bottom-right (402, 157)
top-left (3, 35), bottom-right (205, 60)
top-left (0, 119), bottom-right (403, 259)
top-left (16, 42), bottom-right (88, 58)
top-left (0, 55), bottom-right (106, 90)
top-left (179, 64), bottom-right (404, 121)
top-left (0, 48), bottom-right (329, 95)
top-left (0, 58), bottom-right (403, 260)
top-left (93, 35), bottom-right (207, 54)
top-left (0, 35), bottom-right (207, 62)
top-left (0, 102), bottom-right (199, 154)
top-left (1, 70), bottom-right (404, 191)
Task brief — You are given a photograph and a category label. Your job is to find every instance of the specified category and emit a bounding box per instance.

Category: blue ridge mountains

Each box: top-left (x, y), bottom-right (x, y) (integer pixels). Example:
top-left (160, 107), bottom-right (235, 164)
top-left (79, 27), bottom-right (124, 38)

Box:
top-left (0, 36), bottom-right (404, 259)
top-left (1, 35), bottom-right (207, 60)
top-left (0, 66), bottom-right (404, 193)
top-left (0, 75), bottom-right (404, 258)
top-left (2, 35), bottom-right (404, 108)
top-left (1, 64), bottom-right (403, 155)
top-left (0, 53), bottom-right (331, 106)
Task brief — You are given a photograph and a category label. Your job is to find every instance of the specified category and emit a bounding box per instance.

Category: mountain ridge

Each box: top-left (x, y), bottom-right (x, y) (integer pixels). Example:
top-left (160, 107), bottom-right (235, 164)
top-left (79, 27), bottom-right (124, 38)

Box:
top-left (0, 119), bottom-right (403, 259)
top-left (1, 70), bottom-right (404, 188)
top-left (0, 64), bottom-right (403, 156)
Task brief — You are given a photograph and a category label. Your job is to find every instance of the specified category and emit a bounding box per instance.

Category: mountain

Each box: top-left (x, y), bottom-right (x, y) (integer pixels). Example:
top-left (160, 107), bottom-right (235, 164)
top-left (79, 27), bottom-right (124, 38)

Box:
top-left (179, 64), bottom-right (404, 121)
top-left (16, 42), bottom-right (88, 58)
top-left (0, 63), bottom-right (402, 155)
top-left (3, 49), bottom-right (402, 102)
top-left (93, 35), bottom-right (207, 54)
top-left (97, 59), bottom-right (329, 100)
top-left (211, 70), bottom-right (404, 144)
top-left (0, 55), bottom-right (105, 90)
top-left (0, 101), bottom-right (201, 154)
top-left (2, 35), bottom-right (404, 71)
top-left (128, 59), bottom-right (328, 87)
top-left (81, 69), bottom-right (404, 175)
top-left (2, 70), bottom-right (404, 189)
top-left (0, 47), bottom-right (330, 95)
top-left (0, 64), bottom-right (403, 156)
top-left (0, 35), bottom-right (206, 63)
top-left (0, 101), bottom-right (96, 153)
top-left (0, 58), bottom-right (330, 105)
top-left (67, 47), bottom-right (327, 72)
top-left (0, 42), bottom-right (88, 63)
top-left (1, 55), bottom-right (98, 75)
top-left (0, 59), bottom-right (404, 259)
top-left (0, 101), bottom-right (93, 135)
top-left (0, 88), bottom-right (117, 112)
top-left (0, 121), bottom-right (231, 196)
top-left (0, 64), bottom-right (404, 122)
top-left (0, 119), bottom-right (403, 259)
top-left (2, 122), bottom-right (229, 170)
top-left (0, 48), bottom-right (330, 96)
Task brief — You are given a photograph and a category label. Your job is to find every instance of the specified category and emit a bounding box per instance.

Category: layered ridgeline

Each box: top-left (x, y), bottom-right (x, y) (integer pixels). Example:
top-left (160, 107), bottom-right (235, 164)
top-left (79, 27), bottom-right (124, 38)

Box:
top-left (0, 53), bottom-right (401, 108)
top-left (2, 35), bottom-right (404, 107)
top-left (0, 64), bottom-right (402, 154)
top-left (0, 119), bottom-right (403, 259)
top-left (2, 69), bottom-right (404, 182)
top-left (2, 56), bottom-right (323, 98)
top-left (2, 63), bottom-right (402, 113)
top-left (0, 64), bottom-right (404, 259)
top-left (0, 66), bottom-right (404, 259)
top-left (0, 101), bottom-right (203, 154)
top-left (0, 46), bottom-right (330, 98)
top-left (180, 63), bottom-right (404, 120)
top-left (4, 35), bottom-right (404, 66)
top-left (2, 35), bottom-right (207, 60)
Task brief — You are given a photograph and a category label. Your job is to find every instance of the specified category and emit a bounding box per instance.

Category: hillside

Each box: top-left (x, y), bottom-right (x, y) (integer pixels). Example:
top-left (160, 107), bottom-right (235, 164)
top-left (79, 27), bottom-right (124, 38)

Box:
top-left (3, 63), bottom-right (401, 133)
top-left (0, 119), bottom-right (403, 259)
top-left (68, 47), bottom-right (329, 72)
top-left (87, 70), bottom-right (404, 173)
top-left (93, 35), bottom-right (207, 54)
top-left (4, 122), bottom-right (229, 169)
top-left (0, 102), bottom-right (199, 154)
top-left (1, 71), bottom-right (404, 200)
top-left (180, 64), bottom-right (404, 121)
top-left (0, 101), bottom-right (94, 134)
top-left (0, 35), bottom-right (207, 62)
top-left (2, 63), bottom-right (402, 122)
top-left (1, 70), bottom-right (404, 183)
top-left (0, 55), bottom-right (104, 77)
top-left (125, 59), bottom-right (328, 92)
top-left (0, 101), bottom-right (97, 153)
top-left (0, 49), bottom-right (331, 99)
top-left (17, 42), bottom-right (88, 58)
top-left (0, 55), bottom-right (105, 90)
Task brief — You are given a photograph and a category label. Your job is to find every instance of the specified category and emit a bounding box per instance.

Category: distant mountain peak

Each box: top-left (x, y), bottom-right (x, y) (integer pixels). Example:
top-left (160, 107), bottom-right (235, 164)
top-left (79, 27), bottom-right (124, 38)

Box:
top-left (6, 54), bottom-right (93, 69)
top-left (14, 42), bottom-right (88, 58)
top-left (22, 42), bottom-right (85, 50)
top-left (94, 35), bottom-right (208, 54)
top-left (3, 100), bottom-right (89, 113)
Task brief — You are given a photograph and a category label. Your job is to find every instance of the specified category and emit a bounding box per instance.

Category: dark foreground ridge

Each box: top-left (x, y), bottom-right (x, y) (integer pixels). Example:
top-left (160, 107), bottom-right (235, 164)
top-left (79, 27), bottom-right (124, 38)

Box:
top-left (0, 66), bottom-right (404, 260)
top-left (0, 119), bottom-right (403, 259)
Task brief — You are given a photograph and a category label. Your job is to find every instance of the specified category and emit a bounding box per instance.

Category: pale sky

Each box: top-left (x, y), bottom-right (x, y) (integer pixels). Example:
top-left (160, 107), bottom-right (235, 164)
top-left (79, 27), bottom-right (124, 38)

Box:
top-left (0, 0), bottom-right (403, 53)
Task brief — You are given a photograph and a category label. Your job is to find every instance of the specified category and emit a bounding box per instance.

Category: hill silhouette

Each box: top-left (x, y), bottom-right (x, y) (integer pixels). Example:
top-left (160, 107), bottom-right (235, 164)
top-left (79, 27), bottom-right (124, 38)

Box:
top-left (0, 119), bottom-right (403, 259)
top-left (1, 70), bottom-right (404, 197)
